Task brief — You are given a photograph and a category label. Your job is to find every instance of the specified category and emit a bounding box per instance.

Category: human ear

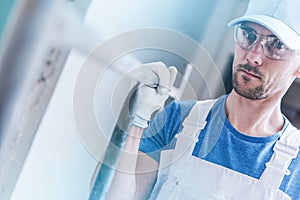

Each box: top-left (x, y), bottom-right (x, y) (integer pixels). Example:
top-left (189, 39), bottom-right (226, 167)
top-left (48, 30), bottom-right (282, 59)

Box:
top-left (293, 56), bottom-right (300, 77)
top-left (294, 67), bottom-right (300, 78)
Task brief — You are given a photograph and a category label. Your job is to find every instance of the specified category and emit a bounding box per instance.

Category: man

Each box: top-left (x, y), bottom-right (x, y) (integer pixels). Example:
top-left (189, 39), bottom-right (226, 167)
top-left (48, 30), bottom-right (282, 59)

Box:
top-left (95, 0), bottom-right (300, 199)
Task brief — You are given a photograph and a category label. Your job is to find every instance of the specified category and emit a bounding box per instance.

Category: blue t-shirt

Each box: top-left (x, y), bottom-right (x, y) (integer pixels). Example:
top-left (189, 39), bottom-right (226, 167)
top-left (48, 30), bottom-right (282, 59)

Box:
top-left (139, 95), bottom-right (300, 199)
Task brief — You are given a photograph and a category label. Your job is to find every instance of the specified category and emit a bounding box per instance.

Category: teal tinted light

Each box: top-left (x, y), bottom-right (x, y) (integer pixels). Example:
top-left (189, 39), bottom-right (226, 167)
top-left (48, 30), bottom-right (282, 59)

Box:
top-left (0, 0), bottom-right (15, 46)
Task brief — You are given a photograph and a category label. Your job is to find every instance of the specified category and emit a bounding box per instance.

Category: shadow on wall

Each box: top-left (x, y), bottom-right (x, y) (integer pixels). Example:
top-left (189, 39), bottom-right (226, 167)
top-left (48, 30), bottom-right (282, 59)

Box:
top-left (282, 81), bottom-right (300, 129)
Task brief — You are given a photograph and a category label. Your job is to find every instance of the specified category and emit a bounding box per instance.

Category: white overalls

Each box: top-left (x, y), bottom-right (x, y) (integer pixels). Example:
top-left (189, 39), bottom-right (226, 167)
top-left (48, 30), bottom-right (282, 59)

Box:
top-left (149, 100), bottom-right (300, 200)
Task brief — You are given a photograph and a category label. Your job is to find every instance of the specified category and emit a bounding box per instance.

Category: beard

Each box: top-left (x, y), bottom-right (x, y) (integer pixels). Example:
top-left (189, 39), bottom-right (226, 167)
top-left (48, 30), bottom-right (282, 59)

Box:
top-left (232, 63), bottom-right (268, 100)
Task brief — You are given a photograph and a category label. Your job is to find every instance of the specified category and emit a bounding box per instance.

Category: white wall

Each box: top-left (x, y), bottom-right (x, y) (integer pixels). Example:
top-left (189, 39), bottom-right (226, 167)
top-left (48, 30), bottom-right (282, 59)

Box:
top-left (10, 50), bottom-right (96, 200)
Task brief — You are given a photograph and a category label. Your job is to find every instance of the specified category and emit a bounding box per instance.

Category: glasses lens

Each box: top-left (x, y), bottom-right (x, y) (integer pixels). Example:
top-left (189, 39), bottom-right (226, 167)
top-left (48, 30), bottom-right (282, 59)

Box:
top-left (264, 37), bottom-right (293, 60)
top-left (234, 25), bottom-right (296, 60)
top-left (235, 26), bottom-right (258, 50)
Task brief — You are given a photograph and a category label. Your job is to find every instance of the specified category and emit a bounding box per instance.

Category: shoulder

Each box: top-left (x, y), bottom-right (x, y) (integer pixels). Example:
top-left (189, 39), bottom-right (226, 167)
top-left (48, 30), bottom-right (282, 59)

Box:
top-left (165, 96), bottom-right (225, 123)
top-left (152, 100), bottom-right (197, 134)
top-left (139, 100), bottom-right (197, 161)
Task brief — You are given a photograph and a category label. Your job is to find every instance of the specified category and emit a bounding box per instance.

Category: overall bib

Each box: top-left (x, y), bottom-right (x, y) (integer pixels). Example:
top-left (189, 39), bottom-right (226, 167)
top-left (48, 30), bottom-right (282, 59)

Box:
top-left (149, 100), bottom-right (300, 200)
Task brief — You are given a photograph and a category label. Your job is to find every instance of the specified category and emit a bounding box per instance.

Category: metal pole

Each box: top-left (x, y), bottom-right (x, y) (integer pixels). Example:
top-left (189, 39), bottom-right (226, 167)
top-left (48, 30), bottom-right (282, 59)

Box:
top-left (88, 88), bottom-right (135, 200)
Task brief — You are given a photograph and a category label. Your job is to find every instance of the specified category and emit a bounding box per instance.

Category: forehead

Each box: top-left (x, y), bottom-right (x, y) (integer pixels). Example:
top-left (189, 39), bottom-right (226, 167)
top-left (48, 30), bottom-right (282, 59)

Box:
top-left (242, 21), bottom-right (275, 36)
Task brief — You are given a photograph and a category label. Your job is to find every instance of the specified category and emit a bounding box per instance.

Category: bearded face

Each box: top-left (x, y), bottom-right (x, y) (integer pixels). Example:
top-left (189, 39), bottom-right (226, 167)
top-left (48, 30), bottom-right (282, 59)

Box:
top-left (232, 63), bottom-right (267, 100)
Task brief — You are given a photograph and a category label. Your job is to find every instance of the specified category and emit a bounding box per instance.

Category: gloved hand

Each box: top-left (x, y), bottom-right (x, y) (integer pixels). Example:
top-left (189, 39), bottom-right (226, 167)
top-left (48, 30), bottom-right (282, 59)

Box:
top-left (131, 62), bottom-right (177, 128)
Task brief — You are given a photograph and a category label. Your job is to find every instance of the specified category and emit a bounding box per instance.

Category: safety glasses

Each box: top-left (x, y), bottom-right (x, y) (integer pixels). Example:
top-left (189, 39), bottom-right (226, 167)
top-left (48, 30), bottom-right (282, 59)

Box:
top-left (234, 24), bottom-right (298, 60)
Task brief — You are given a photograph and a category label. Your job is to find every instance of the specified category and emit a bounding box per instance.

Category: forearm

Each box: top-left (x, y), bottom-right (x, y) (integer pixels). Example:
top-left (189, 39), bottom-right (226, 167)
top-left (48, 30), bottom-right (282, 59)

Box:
top-left (106, 125), bottom-right (143, 200)
top-left (94, 62), bottom-right (175, 199)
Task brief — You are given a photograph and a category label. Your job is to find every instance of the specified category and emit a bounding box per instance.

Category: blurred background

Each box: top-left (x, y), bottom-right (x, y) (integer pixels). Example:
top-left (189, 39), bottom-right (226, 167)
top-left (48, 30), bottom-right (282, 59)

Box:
top-left (0, 0), bottom-right (299, 199)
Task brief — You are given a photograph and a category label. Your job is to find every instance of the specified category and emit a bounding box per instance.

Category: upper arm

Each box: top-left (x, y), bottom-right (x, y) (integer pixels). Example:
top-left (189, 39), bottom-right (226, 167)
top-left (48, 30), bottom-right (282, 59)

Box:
top-left (139, 100), bottom-right (195, 163)
top-left (135, 151), bottom-right (159, 200)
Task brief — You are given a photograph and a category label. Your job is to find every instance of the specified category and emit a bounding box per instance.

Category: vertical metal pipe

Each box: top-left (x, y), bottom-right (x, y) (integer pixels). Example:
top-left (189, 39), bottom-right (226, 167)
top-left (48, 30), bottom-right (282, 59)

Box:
top-left (88, 125), bottom-right (129, 200)
top-left (88, 88), bottom-right (134, 200)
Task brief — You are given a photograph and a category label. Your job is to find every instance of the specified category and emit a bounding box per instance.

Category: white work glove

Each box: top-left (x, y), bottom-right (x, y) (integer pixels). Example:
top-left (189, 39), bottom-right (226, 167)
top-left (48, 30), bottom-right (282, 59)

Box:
top-left (131, 62), bottom-right (177, 128)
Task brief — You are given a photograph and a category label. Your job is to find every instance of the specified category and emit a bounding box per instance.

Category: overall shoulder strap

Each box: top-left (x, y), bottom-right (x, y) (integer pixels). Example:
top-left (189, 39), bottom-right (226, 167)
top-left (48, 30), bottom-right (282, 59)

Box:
top-left (259, 124), bottom-right (300, 189)
top-left (174, 99), bottom-right (217, 155)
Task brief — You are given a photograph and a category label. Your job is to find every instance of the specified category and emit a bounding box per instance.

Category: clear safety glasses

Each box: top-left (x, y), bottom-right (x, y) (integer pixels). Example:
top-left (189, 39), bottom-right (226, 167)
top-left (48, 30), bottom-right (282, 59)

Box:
top-left (234, 24), bottom-right (298, 60)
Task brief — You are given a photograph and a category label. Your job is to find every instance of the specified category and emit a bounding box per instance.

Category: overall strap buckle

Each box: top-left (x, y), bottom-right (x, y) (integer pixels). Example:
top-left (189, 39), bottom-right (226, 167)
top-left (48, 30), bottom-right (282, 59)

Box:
top-left (260, 125), bottom-right (300, 189)
top-left (182, 120), bottom-right (207, 136)
top-left (174, 99), bottom-right (216, 156)
top-left (267, 140), bottom-right (299, 174)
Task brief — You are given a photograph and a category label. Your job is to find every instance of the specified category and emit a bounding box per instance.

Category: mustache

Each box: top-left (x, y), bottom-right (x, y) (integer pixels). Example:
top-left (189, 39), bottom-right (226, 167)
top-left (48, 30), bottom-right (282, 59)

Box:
top-left (237, 63), bottom-right (263, 77)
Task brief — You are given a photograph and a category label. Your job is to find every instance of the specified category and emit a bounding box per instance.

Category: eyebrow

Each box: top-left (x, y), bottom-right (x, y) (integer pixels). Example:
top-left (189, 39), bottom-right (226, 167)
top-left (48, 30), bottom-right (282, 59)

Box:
top-left (240, 23), bottom-right (278, 38)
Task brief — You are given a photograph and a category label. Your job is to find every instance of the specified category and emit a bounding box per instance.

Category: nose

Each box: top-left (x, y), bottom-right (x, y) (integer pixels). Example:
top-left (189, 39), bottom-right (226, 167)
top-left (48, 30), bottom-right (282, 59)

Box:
top-left (246, 42), bottom-right (263, 66)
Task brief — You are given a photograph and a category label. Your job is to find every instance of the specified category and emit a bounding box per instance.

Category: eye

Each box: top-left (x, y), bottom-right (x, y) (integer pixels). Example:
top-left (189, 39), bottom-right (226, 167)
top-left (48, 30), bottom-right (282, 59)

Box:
top-left (247, 31), bottom-right (257, 43)
top-left (274, 40), bottom-right (286, 49)
top-left (269, 38), bottom-right (286, 49)
top-left (241, 28), bottom-right (257, 44)
top-left (266, 37), bottom-right (288, 57)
